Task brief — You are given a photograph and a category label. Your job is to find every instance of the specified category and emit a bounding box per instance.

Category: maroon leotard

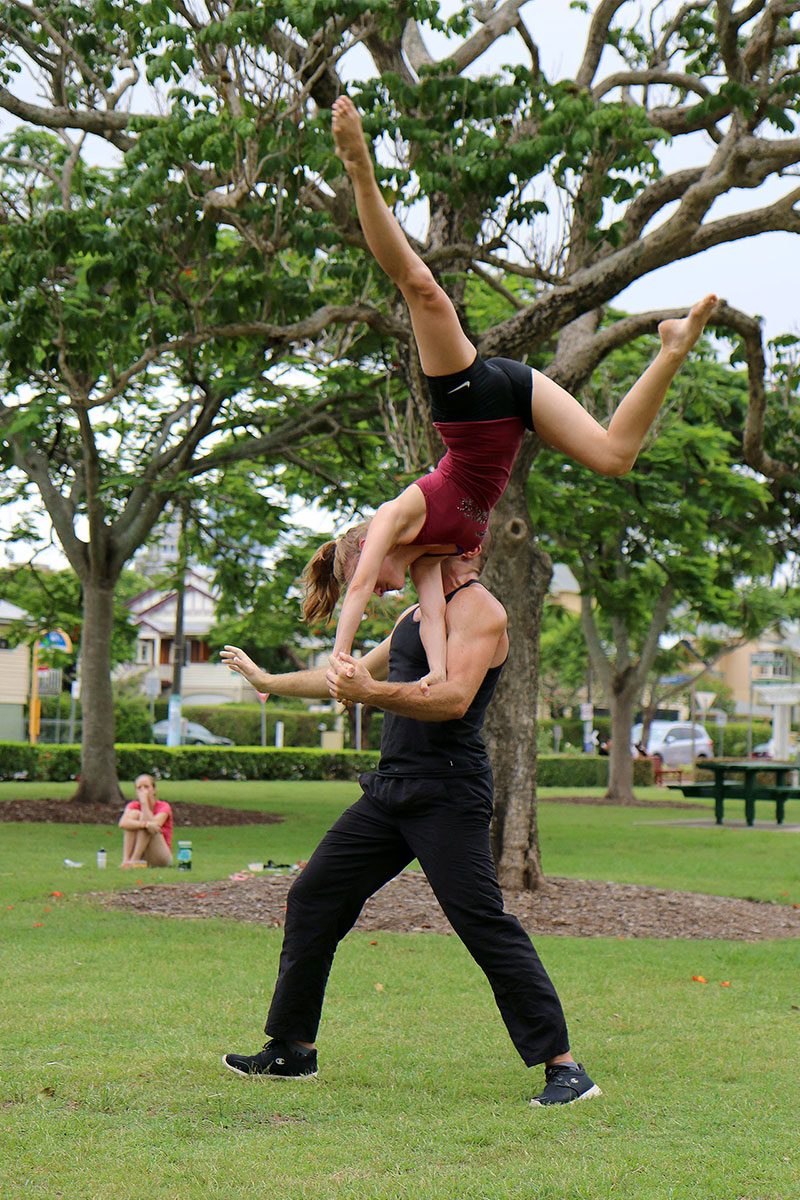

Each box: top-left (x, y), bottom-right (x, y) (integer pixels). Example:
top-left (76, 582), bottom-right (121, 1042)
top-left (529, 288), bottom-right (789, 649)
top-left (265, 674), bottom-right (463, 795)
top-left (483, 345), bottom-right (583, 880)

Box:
top-left (411, 417), bottom-right (525, 552)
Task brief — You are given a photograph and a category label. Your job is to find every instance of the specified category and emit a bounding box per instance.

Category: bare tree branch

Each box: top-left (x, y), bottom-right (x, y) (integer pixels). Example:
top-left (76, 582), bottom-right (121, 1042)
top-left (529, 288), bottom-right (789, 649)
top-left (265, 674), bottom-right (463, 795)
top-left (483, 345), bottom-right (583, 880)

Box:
top-left (446, 0), bottom-right (529, 73)
top-left (710, 301), bottom-right (794, 480)
top-left (576, 0), bottom-right (629, 89)
top-left (0, 85), bottom-right (137, 151)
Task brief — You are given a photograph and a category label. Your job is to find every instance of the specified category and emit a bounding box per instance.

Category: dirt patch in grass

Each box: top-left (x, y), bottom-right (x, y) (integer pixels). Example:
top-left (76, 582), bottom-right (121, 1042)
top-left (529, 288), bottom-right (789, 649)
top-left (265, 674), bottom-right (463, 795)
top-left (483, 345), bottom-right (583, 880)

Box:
top-left (0, 797), bottom-right (283, 827)
top-left (96, 869), bottom-right (800, 941)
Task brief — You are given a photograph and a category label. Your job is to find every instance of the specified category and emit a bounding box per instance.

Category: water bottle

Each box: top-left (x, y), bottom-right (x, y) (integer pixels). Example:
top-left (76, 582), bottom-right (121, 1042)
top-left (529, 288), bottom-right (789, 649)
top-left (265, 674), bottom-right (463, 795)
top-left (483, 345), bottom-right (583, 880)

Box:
top-left (97, 847), bottom-right (107, 869)
top-left (176, 840), bottom-right (192, 870)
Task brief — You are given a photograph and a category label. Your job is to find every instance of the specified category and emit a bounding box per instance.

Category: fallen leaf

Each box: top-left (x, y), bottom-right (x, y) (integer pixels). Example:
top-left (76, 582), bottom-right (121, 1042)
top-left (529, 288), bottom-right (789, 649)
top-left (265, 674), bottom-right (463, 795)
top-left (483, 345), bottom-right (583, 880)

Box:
top-left (720, 981), bottom-right (731, 987)
top-left (374, 983), bottom-right (384, 992)
top-left (33, 922), bottom-right (43, 927)
top-left (691, 975), bottom-right (707, 983)
top-left (51, 891), bottom-right (63, 898)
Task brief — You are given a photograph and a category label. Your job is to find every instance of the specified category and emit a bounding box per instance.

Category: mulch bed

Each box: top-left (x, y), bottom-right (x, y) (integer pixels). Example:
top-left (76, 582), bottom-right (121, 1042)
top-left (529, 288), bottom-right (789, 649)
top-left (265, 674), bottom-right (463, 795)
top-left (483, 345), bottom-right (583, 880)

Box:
top-left (96, 869), bottom-right (800, 941)
top-left (0, 797), bottom-right (283, 827)
top-left (7, 795), bottom-right (799, 940)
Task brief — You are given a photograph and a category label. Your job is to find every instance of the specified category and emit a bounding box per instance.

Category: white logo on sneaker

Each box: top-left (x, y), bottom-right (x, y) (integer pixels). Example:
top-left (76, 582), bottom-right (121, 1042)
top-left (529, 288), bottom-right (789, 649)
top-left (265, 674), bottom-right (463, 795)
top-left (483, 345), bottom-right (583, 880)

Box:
top-left (447, 380), bottom-right (471, 394)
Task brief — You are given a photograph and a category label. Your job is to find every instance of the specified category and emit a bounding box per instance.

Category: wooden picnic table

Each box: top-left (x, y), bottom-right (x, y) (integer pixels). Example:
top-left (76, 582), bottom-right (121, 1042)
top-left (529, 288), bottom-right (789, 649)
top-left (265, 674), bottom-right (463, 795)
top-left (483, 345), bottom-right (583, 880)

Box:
top-left (668, 758), bottom-right (800, 826)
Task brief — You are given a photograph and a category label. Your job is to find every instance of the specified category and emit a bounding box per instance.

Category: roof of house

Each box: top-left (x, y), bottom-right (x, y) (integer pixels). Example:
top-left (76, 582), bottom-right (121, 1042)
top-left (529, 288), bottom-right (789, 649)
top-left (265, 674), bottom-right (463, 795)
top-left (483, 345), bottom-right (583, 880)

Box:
top-left (0, 599), bottom-right (31, 623)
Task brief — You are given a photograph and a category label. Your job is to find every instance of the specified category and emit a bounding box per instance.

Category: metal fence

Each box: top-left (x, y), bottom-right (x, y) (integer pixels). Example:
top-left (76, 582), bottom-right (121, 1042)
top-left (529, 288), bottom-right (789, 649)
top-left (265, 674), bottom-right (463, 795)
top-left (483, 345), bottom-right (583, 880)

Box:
top-left (39, 718), bottom-right (82, 744)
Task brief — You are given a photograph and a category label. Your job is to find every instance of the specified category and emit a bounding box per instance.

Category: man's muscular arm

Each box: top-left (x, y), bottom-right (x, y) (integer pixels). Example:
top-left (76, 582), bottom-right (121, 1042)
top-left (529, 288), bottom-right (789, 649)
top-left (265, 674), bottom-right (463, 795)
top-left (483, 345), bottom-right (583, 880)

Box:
top-left (327, 587), bottom-right (507, 721)
top-left (221, 636), bottom-right (392, 699)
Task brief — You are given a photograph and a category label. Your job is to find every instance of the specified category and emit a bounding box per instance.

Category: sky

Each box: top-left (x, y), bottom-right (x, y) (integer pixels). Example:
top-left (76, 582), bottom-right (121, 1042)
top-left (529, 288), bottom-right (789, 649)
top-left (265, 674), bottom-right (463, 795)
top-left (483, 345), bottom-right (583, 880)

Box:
top-left (0, 0), bottom-right (797, 569)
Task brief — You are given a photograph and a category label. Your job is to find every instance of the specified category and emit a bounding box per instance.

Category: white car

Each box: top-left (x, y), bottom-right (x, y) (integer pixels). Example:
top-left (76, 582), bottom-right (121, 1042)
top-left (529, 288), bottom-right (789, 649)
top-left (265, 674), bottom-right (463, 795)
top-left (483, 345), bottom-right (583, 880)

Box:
top-left (631, 721), bottom-right (713, 766)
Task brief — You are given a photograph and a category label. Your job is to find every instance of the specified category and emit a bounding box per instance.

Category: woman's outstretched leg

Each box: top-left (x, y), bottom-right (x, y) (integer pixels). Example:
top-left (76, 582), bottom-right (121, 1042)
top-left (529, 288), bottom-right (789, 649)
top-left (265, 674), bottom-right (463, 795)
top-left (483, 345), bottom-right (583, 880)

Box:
top-left (530, 294), bottom-right (718, 477)
top-left (332, 96), bottom-right (475, 377)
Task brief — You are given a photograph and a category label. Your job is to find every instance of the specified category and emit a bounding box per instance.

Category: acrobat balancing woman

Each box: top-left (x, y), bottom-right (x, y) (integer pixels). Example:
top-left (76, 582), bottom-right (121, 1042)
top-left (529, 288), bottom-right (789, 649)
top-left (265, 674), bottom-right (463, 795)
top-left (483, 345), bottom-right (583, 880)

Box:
top-left (302, 96), bottom-right (717, 689)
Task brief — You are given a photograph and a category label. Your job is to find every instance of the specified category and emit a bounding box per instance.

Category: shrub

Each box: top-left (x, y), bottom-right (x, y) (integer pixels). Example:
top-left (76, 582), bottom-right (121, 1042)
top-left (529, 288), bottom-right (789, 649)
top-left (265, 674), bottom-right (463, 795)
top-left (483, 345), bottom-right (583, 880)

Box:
top-left (112, 699), bottom-right (153, 744)
top-left (719, 721), bottom-right (772, 757)
top-left (0, 743), bottom-right (380, 783)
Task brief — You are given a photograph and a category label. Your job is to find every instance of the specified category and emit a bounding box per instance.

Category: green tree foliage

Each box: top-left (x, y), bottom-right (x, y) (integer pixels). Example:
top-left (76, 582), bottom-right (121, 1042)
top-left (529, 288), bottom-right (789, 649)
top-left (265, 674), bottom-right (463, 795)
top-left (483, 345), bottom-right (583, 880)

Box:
top-left (0, 563), bottom-right (142, 670)
top-left (538, 604), bottom-right (589, 718)
top-left (530, 334), bottom-right (800, 800)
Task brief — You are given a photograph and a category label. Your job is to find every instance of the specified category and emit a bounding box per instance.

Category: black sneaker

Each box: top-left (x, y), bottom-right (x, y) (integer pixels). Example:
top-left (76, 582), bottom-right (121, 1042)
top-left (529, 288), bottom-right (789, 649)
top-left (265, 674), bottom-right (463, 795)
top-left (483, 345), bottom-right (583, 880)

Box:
top-left (222, 1039), bottom-right (318, 1079)
top-left (529, 1062), bottom-right (601, 1107)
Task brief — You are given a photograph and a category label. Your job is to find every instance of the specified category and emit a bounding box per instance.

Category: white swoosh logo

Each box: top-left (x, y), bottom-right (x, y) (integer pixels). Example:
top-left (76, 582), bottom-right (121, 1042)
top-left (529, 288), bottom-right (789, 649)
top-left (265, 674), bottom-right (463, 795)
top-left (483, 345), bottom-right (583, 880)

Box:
top-left (447, 380), bottom-right (471, 394)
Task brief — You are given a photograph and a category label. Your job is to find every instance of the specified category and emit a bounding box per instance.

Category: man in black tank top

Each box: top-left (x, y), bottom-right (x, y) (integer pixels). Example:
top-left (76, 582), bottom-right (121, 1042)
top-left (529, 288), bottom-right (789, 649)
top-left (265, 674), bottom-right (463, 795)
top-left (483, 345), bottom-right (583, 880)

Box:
top-left (220, 546), bottom-right (599, 1108)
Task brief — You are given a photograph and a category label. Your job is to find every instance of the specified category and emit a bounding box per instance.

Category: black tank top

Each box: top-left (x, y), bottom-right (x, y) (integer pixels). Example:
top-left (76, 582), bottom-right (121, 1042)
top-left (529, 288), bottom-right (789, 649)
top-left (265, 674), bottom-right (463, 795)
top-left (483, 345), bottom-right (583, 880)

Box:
top-left (376, 581), bottom-right (506, 778)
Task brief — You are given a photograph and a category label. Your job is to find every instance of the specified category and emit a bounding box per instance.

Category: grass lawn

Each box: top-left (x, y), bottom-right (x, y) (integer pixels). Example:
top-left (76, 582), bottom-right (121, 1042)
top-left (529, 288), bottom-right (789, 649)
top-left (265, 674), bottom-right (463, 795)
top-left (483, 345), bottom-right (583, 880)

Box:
top-left (1, 781), bottom-right (799, 1199)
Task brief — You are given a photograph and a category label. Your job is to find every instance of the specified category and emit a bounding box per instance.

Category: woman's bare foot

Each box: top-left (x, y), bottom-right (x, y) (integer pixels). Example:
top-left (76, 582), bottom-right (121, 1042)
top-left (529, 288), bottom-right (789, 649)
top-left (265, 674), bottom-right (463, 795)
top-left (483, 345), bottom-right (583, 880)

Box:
top-left (658, 294), bottom-right (718, 359)
top-left (332, 96), bottom-right (372, 177)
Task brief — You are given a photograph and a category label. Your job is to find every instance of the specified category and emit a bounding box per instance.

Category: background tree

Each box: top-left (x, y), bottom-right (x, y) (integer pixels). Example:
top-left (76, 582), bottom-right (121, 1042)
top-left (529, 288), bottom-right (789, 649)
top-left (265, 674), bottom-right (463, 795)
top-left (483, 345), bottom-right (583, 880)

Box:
top-left (537, 605), bottom-right (589, 719)
top-left (0, 561), bottom-right (141, 671)
top-left (530, 338), bottom-right (799, 801)
top-left (0, 3), bottom-right (798, 865)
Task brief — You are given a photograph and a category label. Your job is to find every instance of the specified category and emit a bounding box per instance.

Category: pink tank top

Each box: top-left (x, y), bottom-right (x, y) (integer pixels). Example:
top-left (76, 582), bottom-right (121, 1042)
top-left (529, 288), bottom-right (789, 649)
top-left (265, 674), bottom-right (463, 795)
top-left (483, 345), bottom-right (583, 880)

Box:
top-left (411, 417), bottom-right (525, 552)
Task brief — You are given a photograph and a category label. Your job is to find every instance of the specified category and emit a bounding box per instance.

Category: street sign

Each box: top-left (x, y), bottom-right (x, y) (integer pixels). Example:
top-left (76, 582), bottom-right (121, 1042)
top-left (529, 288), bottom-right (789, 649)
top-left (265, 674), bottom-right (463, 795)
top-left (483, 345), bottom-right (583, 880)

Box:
top-left (143, 672), bottom-right (161, 698)
top-left (42, 629), bottom-right (73, 653)
top-left (580, 703), bottom-right (593, 722)
top-left (36, 667), bottom-right (62, 696)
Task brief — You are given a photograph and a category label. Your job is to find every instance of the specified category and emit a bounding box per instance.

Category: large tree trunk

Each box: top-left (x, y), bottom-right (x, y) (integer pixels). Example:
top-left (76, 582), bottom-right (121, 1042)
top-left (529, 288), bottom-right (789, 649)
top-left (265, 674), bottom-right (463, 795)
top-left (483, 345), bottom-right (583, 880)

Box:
top-left (483, 455), bottom-right (552, 892)
top-left (605, 681), bottom-right (637, 803)
top-left (72, 580), bottom-right (122, 804)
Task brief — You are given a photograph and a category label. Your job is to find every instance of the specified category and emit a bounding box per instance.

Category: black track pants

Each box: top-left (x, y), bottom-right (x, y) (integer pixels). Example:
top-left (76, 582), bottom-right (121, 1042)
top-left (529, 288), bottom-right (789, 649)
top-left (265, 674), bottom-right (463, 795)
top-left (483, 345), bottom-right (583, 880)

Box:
top-left (264, 773), bottom-right (570, 1067)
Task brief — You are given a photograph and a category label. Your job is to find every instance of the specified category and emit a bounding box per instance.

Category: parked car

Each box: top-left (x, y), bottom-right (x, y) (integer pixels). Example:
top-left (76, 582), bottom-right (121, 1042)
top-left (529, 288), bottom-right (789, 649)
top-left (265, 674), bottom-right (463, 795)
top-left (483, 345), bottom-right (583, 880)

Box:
top-left (630, 721), bottom-right (713, 766)
top-left (152, 719), bottom-right (233, 746)
top-left (750, 740), bottom-right (774, 759)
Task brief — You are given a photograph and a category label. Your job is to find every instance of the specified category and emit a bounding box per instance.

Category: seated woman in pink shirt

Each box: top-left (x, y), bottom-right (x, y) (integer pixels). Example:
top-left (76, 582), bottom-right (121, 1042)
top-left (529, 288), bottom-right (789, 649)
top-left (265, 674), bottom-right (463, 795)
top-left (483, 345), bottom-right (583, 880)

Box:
top-left (118, 774), bottom-right (173, 868)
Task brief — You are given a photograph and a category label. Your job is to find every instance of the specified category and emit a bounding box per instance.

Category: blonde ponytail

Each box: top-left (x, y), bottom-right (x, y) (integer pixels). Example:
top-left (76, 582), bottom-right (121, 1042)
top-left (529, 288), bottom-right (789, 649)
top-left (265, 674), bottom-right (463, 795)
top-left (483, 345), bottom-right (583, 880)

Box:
top-left (301, 521), bottom-right (371, 625)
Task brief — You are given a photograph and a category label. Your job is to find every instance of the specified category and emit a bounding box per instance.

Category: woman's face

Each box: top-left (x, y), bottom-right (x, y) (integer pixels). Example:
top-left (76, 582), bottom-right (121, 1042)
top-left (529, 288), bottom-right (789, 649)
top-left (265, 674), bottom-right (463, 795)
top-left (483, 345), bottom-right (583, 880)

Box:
top-left (346, 547), bottom-right (407, 597)
top-left (373, 552), bottom-right (408, 596)
top-left (135, 776), bottom-right (157, 806)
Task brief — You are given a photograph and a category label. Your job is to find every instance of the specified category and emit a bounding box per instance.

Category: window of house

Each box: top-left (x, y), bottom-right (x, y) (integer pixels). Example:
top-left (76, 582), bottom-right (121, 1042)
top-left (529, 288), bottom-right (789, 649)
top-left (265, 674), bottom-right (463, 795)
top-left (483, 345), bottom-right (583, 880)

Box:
top-left (136, 640), bottom-right (154, 664)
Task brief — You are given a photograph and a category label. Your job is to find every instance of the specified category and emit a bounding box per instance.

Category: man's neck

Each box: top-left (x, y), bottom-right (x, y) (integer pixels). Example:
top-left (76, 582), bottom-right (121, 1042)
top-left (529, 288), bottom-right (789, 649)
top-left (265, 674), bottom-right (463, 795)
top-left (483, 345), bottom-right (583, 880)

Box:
top-left (441, 562), bottom-right (481, 593)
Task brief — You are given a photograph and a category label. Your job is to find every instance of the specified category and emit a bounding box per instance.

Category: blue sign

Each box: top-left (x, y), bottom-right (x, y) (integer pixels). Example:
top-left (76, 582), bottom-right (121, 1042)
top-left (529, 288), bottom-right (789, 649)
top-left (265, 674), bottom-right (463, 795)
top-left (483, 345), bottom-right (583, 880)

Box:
top-left (43, 629), bottom-right (73, 652)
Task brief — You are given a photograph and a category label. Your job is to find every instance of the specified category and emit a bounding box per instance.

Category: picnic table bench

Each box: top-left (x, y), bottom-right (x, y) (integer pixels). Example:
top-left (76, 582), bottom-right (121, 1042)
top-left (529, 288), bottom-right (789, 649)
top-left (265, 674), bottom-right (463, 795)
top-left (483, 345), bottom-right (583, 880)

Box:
top-left (667, 758), bottom-right (800, 826)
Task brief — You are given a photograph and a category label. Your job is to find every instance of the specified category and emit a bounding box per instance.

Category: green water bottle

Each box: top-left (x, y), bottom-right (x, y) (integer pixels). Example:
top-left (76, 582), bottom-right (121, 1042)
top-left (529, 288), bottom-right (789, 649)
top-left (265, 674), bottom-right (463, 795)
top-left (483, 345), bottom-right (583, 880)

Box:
top-left (176, 840), bottom-right (192, 870)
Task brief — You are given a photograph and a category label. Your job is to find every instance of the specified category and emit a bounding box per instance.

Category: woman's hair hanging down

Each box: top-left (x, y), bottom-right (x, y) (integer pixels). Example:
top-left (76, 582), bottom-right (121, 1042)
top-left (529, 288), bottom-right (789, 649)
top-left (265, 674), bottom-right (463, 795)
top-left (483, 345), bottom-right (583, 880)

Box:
top-left (301, 521), bottom-right (371, 625)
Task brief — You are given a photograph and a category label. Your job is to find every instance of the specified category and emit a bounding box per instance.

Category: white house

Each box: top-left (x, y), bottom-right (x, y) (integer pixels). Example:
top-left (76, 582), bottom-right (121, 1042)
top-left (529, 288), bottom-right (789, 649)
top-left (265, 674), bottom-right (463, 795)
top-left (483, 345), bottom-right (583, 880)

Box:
top-left (0, 599), bottom-right (31, 740)
top-left (122, 570), bottom-right (251, 704)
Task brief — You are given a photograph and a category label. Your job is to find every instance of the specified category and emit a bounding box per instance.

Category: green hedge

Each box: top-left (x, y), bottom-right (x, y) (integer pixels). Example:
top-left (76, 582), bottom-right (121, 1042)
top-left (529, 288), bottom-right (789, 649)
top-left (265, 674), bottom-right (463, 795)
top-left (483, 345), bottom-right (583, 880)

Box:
top-left (0, 742), bottom-right (381, 783)
top-left (539, 718), bottom-right (776, 758)
top-left (537, 755), bottom-right (653, 787)
top-left (0, 744), bottom-right (657, 787)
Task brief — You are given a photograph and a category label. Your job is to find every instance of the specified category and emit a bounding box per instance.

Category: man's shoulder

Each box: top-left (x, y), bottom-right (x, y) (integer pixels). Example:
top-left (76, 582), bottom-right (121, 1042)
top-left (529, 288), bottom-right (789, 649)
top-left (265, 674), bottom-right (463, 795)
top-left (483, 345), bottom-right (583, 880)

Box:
top-left (447, 581), bottom-right (507, 629)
